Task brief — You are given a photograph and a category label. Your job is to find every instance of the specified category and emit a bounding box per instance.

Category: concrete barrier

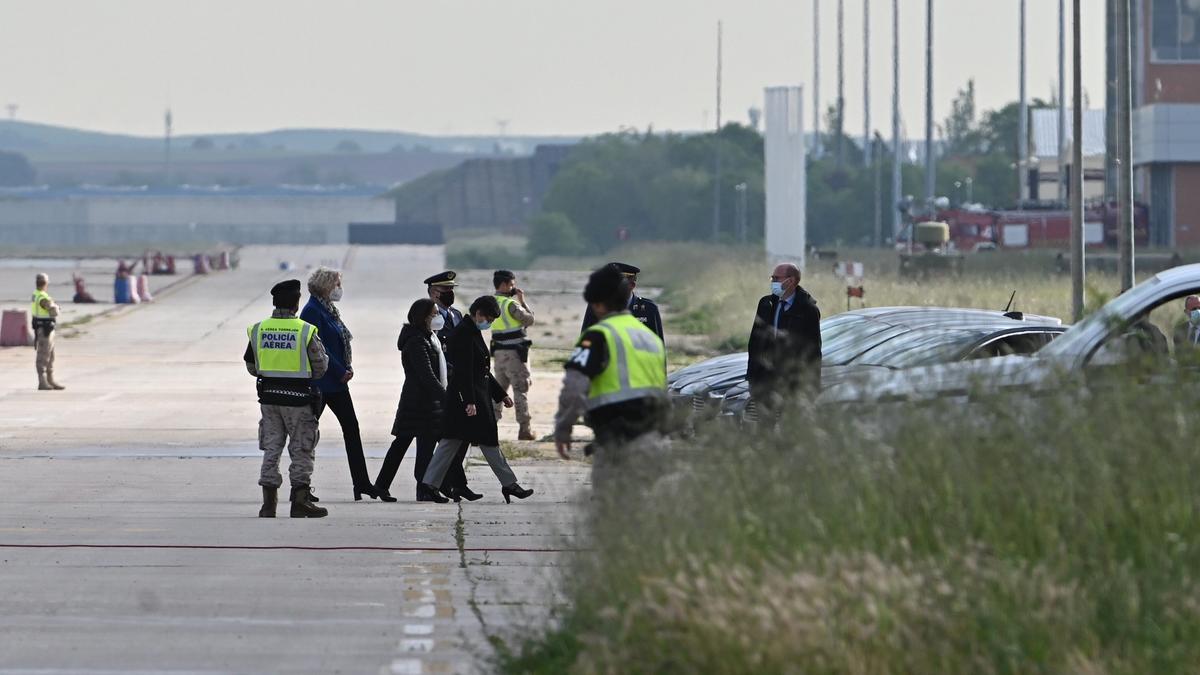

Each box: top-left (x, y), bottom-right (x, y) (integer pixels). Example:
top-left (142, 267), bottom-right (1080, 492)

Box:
top-left (0, 310), bottom-right (31, 347)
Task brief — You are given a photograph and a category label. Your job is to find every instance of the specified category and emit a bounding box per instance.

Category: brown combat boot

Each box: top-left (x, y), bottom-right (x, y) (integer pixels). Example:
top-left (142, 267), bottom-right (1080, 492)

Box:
top-left (259, 486), bottom-right (278, 518)
top-left (290, 485), bottom-right (328, 518)
top-left (37, 371), bottom-right (51, 391)
top-left (518, 426), bottom-right (536, 441)
top-left (46, 370), bottom-right (65, 390)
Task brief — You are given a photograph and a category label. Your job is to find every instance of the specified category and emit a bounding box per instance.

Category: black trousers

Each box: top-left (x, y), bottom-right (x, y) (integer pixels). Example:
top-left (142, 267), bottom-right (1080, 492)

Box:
top-left (375, 434), bottom-right (436, 495)
top-left (315, 389), bottom-right (371, 490)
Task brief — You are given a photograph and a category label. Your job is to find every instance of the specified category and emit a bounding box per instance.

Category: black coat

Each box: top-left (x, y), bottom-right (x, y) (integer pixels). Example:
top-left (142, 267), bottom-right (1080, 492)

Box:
top-left (442, 319), bottom-right (507, 446)
top-left (391, 324), bottom-right (446, 438)
top-left (747, 289), bottom-right (822, 395)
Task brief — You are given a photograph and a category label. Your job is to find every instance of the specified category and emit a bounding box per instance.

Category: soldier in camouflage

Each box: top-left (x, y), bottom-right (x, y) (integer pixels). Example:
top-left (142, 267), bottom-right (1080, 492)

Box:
top-left (244, 279), bottom-right (330, 518)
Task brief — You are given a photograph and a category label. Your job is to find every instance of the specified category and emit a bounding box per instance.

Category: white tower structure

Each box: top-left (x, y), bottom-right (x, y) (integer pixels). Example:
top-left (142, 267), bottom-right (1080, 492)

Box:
top-left (765, 86), bottom-right (808, 268)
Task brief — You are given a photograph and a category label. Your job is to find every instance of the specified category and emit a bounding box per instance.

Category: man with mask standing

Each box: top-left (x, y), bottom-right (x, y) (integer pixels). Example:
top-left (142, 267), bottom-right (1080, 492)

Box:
top-left (491, 270), bottom-right (536, 440)
top-left (424, 271), bottom-right (462, 348)
top-left (245, 279), bottom-right (330, 518)
top-left (747, 262), bottom-right (821, 421)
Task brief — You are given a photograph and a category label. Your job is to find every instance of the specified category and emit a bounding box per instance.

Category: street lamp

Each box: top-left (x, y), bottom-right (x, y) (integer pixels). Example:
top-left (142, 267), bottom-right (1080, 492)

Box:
top-left (965, 176), bottom-right (974, 204)
top-left (734, 182), bottom-right (749, 243)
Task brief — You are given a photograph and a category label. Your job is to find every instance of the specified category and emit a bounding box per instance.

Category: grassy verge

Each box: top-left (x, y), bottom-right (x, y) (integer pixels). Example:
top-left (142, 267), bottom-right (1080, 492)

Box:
top-left (497, 374), bottom-right (1200, 673)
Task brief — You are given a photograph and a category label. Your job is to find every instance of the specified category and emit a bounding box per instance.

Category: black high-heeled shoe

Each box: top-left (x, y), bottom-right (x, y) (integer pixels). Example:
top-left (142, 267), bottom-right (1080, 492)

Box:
top-left (354, 485), bottom-right (380, 501)
top-left (423, 482), bottom-right (460, 503)
top-left (502, 483), bottom-right (533, 504)
top-left (376, 488), bottom-right (397, 503)
top-left (458, 485), bottom-right (483, 502)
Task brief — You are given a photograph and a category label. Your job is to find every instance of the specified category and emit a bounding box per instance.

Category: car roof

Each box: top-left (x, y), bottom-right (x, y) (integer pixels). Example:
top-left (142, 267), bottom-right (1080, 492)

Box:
top-left (832, 306), bottom-right (1063, 328)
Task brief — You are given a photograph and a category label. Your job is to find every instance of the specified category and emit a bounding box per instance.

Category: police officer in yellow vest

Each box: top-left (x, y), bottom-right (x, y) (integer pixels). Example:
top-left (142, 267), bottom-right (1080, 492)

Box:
top-left (31, 273), bottom-right (65, 391)
top-left (554, 265), bottom-right (667, 488)
top-left (243, 279), bottom-right (331, 518)
top-left (491, 270), bottom-right (537, 440)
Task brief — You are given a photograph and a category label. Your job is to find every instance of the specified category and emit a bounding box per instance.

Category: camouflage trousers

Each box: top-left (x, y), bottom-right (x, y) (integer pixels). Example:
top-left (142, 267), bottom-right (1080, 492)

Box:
top-left (492, 348), bottom-right (532, 429)
top-left (258, 404), bottom-right (320, 489)
top-left (34, 329), bottom-right (55, 376)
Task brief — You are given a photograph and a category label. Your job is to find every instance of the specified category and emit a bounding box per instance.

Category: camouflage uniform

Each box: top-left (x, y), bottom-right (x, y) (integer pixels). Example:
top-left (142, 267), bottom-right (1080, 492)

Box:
top-left (492, 298), bottom-right (535, 434)
top-left (245, 308), bottom-right (330, 490)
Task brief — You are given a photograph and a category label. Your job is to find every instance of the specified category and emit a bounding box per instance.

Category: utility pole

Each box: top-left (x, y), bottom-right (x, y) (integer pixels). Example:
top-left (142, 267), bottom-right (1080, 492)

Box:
top-left (1018, 0), bottom-right (1027, 206)
top-left (924, 0), bottom-right (935, 211)
top-left (1071, 0), bottom-right (1085, 321)
top-left (1058, 0), bottom-right (1067, 203)
top-left (873, 134), bottom-right (883, 247)
top-left (891, 0), bottom-right (901, 243)
top-left (863, 0), bottom-right (871, 167)
top-left (1115, 0), bottom-right (1134, 290)
top-left (837, 0), bottom-right (845, 168)
top-left (813, 0), bottom-right (822, 158)
top-left (713, 20), bottom-right (723, 242)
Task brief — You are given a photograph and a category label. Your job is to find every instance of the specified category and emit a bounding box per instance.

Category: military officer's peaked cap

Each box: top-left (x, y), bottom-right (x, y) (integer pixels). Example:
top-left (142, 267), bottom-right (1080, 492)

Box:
top-left (607, 262), bottom-right (641, 278)
top-left (423, 271), bottom-right (458, 287)
top-left (270, 279), bottom-right (302, 298)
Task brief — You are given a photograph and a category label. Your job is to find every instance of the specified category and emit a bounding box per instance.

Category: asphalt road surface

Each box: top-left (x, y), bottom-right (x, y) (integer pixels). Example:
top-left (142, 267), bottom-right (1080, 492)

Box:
top-left (0, 245), bottom-right (587, 674)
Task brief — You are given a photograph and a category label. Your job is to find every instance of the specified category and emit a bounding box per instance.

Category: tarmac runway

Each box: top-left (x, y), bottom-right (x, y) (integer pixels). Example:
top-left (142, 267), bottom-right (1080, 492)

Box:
top-left (0, 245), bottom-right (586, 674)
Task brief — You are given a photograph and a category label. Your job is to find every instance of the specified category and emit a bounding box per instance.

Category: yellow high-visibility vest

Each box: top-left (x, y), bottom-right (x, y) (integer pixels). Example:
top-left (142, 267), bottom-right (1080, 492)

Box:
top-left (580, 312), bottom-right (666, 410)
top-left (31, 289), bottom-right (53, 320)
top-left (492, 294), bottom-right (527, 346)
top-left (247, 317), bottom-right (317, 379)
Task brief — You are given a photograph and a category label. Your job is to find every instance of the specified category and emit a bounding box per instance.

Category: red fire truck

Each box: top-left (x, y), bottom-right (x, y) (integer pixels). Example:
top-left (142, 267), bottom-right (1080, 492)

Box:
top-left (898, 202), bottom-right (1150, 252)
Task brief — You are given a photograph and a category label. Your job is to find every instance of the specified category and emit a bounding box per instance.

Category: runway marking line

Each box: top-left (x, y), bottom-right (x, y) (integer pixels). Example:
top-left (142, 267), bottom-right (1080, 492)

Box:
top-left (0, 543), bottom-right (575, 553)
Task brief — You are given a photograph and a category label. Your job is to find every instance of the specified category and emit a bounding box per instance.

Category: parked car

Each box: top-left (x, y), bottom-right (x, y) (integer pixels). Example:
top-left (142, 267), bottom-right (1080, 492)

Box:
top-left (667, 306), bottom-right (1066, 424)
top-left (818, 264), bottom-right (1200, 406)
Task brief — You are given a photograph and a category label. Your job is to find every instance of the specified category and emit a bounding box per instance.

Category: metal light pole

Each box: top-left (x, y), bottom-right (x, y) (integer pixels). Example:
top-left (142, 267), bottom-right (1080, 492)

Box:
top-left (1071, 0), bottom-right (1086, 321)
top-left (713, 20), bottom-right (723, 242)
top-left (924, 0), bottom-right (935, 211)
top-left (1115, 0), bottom-right (1134, 290)
top-left (837, 0), bottom-right (845, 168)
top-left (813, 0), bottom-right (822, 158)
top-left (1058, 0), bottom-right (1067, 203)
top-left (1018, 0), bottom-right (1027, 205)
top-left (863, 0), bottom-right (871, 167)
top-left (735, 182), bottom-right (748, 243)
top-left (891, 0), bottom-right (901, 242)
top-left (873, 134), bottom-right (883, 247)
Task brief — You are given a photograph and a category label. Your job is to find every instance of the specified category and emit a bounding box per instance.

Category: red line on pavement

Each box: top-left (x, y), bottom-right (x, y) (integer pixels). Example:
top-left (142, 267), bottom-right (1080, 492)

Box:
top-left (0, 543), bottom-right (574, 553)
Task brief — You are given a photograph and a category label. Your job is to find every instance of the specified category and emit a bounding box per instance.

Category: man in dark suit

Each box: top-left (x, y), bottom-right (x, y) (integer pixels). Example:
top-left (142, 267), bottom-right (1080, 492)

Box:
top-left (581, 262), bottom-right (665, 345)
top-left (747, 262), bottom-right (822, 418)
top-left (422, 270), bottom-right (474, 498)
top-left (424, 271), bottom-right (463, 347)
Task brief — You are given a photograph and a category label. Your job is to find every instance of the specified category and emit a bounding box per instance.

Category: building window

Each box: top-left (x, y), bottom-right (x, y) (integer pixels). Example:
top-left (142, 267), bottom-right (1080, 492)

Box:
top-left (1153, 0), bottom-right (1200, 62)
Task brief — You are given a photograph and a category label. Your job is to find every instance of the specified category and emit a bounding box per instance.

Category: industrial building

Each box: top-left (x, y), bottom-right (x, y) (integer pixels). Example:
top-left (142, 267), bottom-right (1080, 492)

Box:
top-left (0, 185), bottom-right (394, 246)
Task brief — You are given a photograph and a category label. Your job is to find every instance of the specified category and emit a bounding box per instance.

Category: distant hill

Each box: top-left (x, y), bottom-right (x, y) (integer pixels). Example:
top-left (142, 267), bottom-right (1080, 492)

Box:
top-left (0, 120), bottom-right (580, 161)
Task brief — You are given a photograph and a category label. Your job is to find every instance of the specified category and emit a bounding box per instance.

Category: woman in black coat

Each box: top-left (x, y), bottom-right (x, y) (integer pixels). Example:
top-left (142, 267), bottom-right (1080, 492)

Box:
top-left (421, 296), bottom-right (534, 503)
top-left (373, 299), bottom-right (451, 503)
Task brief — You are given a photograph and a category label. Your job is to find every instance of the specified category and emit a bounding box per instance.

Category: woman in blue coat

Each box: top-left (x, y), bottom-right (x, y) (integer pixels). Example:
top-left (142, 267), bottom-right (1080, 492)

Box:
top-left (302, 267), bottom-right (378, 500)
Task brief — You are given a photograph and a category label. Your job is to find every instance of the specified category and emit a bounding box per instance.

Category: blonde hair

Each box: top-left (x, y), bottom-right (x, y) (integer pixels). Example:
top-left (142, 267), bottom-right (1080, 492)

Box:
top-left (307, 266), bottom-right (341, 299)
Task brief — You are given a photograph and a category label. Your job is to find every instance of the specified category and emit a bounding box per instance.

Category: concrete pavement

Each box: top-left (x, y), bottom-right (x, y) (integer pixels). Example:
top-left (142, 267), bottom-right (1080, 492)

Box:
top-left (0, 245), bottom-right (587, 674)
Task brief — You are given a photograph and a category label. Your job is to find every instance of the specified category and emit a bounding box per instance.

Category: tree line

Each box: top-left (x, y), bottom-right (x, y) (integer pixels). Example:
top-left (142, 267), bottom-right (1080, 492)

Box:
top-left (530, 80), bottom-right (1042, 255)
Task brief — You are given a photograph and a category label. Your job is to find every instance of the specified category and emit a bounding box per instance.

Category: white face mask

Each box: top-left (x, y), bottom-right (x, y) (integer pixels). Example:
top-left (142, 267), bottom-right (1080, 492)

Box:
top-left (330, 287), bottom-right (343, 302)
top-left (429, 314), bottom-right (445, 331)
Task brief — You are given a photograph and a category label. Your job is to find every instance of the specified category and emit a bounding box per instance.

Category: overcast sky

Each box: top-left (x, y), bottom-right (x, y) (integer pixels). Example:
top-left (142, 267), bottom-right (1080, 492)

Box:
top-left (0, 0), bottom-right (1107, 139)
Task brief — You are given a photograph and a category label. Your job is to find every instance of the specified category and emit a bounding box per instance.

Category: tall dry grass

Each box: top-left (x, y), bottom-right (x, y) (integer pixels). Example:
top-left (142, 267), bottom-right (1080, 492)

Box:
top-left (498, 376), bottom-right (1200, 674)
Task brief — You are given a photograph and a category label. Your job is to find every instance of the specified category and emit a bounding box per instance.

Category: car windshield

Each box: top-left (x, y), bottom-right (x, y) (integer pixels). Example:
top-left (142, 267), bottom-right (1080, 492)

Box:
top-left (1039, 276), bottom-right (1164, 357)
top-left (850, 328), bottom-right (983, 368)
top-left (822, 321), bottom-right (910, 364)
